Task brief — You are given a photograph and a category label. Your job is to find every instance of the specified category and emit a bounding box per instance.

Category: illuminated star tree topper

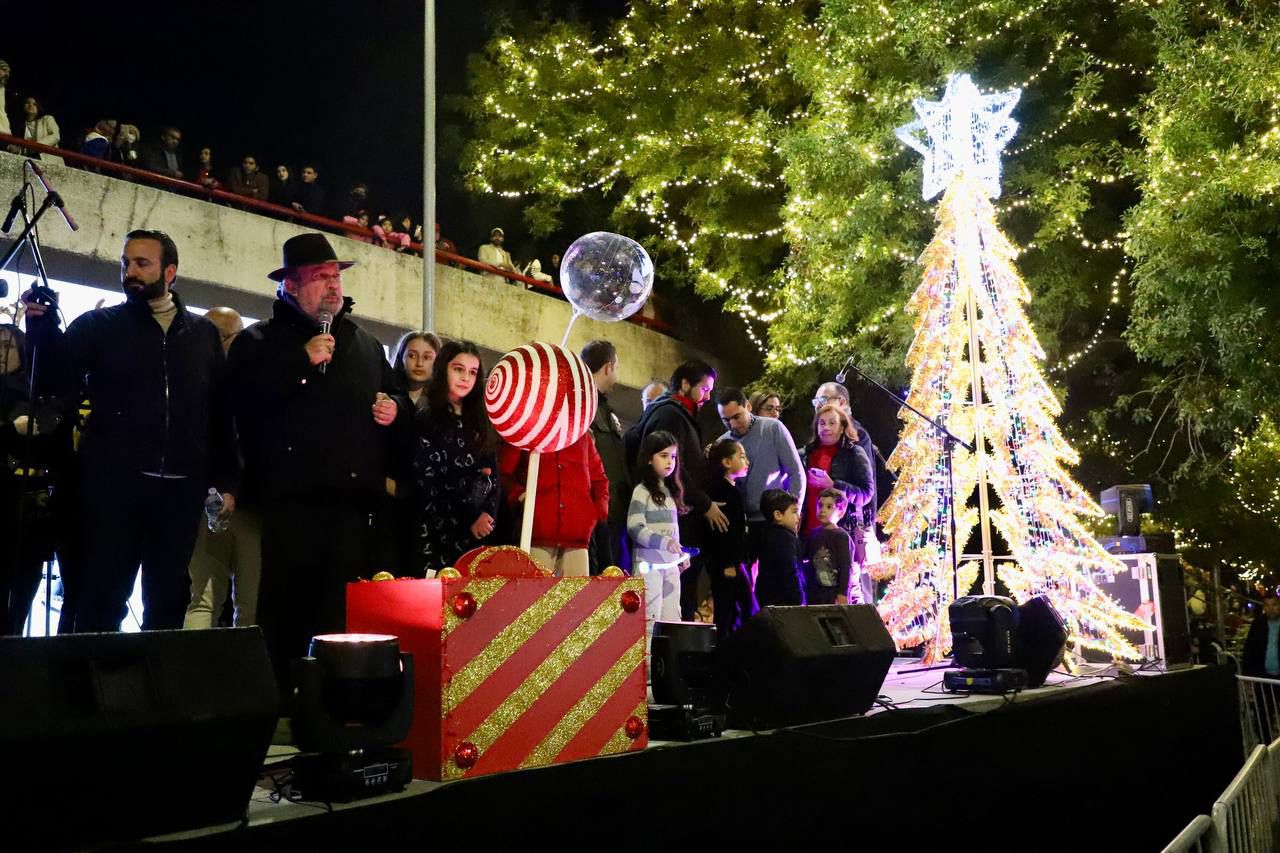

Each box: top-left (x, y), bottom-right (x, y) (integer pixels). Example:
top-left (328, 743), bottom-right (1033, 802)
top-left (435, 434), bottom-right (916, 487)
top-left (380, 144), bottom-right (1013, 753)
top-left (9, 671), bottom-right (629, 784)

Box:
top-left (895, 72), bottom-right (1021, 200)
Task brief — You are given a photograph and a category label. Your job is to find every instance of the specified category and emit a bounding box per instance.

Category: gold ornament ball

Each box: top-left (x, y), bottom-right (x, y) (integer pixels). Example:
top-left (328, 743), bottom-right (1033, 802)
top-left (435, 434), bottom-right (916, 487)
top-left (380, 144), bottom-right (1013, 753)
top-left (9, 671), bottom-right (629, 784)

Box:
top-left (371, 571), bottom-right (396, 582)
top-left (602, 566), bottom-right (625, 578)
top-left (438, 567), bottom-right (463, 580)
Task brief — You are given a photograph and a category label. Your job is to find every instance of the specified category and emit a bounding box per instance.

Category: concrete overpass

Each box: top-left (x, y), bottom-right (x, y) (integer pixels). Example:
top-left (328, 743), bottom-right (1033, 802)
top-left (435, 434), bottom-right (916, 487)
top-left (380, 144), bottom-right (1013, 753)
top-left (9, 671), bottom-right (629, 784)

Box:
top-left (0, 151), bottom-right (746, 421)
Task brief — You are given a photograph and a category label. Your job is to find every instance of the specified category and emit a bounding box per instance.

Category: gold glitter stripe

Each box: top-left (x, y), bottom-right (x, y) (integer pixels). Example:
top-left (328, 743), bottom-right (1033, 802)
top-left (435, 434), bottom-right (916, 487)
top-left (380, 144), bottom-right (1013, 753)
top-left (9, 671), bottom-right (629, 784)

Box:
top-left (441, 577), bottom-right (509, 636)
top-left (520, 638), bottom-right (645, 769)
top-left (442, 579), bottom-right (590, 715)
top-left (598, 701), bottom-right (649, 757)
top-left (445, 589), bottom-right (622, 778)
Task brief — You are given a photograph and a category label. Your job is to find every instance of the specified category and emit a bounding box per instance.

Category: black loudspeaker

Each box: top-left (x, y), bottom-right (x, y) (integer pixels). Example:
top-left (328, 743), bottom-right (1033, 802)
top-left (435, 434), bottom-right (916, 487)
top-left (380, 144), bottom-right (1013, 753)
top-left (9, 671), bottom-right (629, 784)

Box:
top-left (651, 621), bottom-right (718, 705)
top-left (724, 605), bottom-right (895, 729)
top-left (1014, 596), bottom-right (1068, 687)
top-left (0, 628), bottom-right (279, 849)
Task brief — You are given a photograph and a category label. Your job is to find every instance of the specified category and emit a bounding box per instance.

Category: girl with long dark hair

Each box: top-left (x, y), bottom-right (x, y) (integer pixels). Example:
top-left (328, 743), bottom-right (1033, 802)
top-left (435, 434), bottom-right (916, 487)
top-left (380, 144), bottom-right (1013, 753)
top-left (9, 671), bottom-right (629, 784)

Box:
top-left (392, 330), bottom-right (442, 411)
top-left (627, 430), bottom-right (688, 646)
top-left (411, 340), bottom-right (499, 575)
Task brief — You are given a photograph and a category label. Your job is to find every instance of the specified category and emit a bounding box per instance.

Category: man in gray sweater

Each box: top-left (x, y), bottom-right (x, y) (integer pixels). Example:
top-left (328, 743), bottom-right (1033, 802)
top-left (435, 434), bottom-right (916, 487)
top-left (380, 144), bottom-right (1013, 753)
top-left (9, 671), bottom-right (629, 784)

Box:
top-left (716, 387), bottom-right (805, 565)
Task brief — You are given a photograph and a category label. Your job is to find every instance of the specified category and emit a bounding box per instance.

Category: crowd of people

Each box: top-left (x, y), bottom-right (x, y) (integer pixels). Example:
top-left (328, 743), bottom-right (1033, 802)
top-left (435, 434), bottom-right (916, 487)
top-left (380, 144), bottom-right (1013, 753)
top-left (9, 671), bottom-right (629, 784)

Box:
top-left (0, 58), bottom-right (443, 256)
top-left (0, 227), bottom-right (889, 696)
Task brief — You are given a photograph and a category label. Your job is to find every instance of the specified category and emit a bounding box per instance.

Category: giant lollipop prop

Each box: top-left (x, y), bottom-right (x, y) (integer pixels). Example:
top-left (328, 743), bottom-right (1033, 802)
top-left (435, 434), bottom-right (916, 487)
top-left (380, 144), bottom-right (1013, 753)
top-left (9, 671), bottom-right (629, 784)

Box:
top-left (485, 343), bottom-right (598, 551)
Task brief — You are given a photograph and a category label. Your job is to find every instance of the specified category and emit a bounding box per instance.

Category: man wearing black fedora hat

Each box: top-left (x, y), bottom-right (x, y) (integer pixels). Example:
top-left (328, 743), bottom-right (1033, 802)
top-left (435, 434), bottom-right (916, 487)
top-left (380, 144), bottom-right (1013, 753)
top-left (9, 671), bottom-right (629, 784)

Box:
top-left (227, 233), bottom-right (405, 695)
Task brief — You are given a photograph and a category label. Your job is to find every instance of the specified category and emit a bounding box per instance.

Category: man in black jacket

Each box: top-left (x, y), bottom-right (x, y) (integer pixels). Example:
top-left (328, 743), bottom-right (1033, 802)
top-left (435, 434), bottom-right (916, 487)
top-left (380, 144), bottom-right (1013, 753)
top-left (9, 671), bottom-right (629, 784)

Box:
top-left (631, 359), bottom-right (728, 619)
top-left (227, 233), bottom-right (403, 692)
top-left (22, 230), bottom-right (236, 632)
top-left (582, 340), bottom-right (631, 574)
top-left (1243, 592), bottom-right (1280, 679)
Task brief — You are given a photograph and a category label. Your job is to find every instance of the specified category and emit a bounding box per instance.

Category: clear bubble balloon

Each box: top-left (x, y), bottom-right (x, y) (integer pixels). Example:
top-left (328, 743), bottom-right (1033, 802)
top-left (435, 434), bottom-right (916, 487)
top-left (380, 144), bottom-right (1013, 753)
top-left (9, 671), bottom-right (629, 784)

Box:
top-left (560, 232), bottom-right (654, 323)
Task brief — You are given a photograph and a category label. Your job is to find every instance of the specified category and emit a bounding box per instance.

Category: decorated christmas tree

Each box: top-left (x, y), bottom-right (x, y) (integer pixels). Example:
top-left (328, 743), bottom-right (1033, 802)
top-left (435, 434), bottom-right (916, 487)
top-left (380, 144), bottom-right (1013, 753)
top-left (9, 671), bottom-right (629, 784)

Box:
top-left (874, 74), bottom-right (1150, 663)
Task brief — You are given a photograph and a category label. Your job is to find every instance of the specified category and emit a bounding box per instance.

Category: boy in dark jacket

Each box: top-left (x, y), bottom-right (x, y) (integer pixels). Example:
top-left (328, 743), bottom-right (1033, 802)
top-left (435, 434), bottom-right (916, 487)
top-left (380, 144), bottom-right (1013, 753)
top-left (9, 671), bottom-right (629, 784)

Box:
top-left (803, 488), bottom-right (855, 605)
top-left (756, 488), bottom-right (804, 607)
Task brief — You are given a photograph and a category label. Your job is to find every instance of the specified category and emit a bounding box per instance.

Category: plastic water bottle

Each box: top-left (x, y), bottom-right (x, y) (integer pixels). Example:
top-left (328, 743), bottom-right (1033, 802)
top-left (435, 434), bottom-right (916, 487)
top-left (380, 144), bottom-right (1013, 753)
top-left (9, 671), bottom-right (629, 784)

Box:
top-left (204, 488), bottom-right (228, 533)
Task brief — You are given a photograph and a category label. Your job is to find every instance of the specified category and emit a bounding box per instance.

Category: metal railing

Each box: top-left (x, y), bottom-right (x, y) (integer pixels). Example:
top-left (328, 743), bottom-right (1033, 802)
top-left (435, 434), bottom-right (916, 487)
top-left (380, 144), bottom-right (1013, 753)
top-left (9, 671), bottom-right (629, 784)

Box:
top-left (0, 133), bottom-right (679, 338)
top-left (1239, 675), bottom-right (1280, 753)
top-left (1161, 815), bottom-right (1213, 853)
top-left (1210, 744), bottom-right (1277, 852)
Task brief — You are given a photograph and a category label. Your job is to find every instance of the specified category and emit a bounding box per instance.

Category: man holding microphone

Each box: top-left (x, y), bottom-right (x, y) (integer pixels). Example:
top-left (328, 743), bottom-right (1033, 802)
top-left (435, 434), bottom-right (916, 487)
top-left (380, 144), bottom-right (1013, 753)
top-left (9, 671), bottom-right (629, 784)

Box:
top-left (227, 233), bottom-right (405, 694)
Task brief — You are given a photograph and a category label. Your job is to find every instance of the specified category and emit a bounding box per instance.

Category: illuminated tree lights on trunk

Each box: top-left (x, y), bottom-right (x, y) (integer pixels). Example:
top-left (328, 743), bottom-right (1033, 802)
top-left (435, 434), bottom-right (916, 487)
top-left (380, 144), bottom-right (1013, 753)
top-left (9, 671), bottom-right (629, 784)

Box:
top-left (875, 74), bottom-right (1151, 663)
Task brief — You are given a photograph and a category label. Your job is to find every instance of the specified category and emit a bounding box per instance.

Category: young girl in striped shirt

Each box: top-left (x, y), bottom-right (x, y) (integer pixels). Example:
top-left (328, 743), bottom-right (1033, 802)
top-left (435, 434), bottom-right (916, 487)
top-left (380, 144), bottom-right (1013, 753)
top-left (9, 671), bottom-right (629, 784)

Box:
top-left (628, 430), bottom-right (689, 648)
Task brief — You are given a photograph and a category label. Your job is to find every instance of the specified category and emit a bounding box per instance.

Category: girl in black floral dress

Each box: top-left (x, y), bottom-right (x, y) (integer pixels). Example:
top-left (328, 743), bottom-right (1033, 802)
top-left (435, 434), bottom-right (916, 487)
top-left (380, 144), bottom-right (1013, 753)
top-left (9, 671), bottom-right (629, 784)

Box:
top-left (412, 341), bottom-right (500, 575)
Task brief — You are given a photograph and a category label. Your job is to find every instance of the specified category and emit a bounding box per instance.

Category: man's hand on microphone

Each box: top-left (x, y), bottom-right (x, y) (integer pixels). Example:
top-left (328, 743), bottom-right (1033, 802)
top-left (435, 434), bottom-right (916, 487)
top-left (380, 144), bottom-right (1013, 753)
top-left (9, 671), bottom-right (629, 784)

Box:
top-left (372, 392), bottom-right (397, 426)
top-left (305, 333), bottom-right (335, 367)
top-left (19, 288), bottom-right (49, 319)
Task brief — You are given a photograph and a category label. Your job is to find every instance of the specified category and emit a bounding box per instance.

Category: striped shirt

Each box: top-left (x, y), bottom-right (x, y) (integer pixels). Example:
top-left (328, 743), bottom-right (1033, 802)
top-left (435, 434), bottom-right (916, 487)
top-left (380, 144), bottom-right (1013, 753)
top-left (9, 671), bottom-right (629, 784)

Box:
top-left (628, 482), bottom-right (680, 566)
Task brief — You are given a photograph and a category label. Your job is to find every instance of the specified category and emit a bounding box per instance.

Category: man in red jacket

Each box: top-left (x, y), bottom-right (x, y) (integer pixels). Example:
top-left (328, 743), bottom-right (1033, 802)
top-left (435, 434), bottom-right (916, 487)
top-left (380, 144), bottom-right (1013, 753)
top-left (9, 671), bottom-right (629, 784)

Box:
top-left (498, 432), bottom-right (609, 577)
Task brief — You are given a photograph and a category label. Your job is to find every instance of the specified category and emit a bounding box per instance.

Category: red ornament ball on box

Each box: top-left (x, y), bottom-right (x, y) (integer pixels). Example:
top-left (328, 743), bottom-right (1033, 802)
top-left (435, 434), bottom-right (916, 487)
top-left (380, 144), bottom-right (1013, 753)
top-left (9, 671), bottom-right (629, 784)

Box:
top-left (451, 592), bottom-right (478, 620)
top-left (485, 343), bottom-right (597, 452)
top-left (454, 741), bottom-right (480, 769)
top-left (625, 716), bottom-right (645, 739)
top-left (620, 590), bottom-right (641, 613)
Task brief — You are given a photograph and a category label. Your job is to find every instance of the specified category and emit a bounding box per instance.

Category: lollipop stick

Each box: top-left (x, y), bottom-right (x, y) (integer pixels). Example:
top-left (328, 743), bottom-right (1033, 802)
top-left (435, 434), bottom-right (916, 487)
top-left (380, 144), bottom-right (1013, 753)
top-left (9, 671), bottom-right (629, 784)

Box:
top-left (519, 450), bottom-right (541, 552)
top-left (560, 309), bottom-right (582, 349)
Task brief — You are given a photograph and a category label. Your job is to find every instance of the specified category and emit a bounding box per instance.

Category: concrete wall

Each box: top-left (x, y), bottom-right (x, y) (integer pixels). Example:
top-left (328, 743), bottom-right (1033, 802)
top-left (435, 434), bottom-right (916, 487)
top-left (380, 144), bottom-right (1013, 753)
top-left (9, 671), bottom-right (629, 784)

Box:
top-left (0, 151), bottom-right (729, 421)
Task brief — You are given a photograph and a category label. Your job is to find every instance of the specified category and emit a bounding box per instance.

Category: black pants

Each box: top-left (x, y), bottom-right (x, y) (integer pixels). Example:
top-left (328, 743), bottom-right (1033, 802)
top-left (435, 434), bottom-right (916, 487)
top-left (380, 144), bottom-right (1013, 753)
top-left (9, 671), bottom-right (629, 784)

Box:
top-left (74, 472), bottom-right (204, 633)
top-left (1, 486), bottom-right (54, 635)
top-left (709, 564), bottom-right (755, 638)
top-left (256, 498), bottom-right (375, 699)
top-left (588, 520), bottom-right (631, 576)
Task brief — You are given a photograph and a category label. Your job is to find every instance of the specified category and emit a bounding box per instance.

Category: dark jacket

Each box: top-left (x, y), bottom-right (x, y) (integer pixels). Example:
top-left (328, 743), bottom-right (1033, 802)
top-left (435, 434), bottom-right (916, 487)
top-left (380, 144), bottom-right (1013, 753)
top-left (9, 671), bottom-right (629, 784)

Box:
top-left (757, 523), bottom-right (803, 606)
top-left (270, 175), bottom-right (298, 208)
top-left (293, 181), bottom-right (326, 215)
top-left (1243, 616), bottom-right (1280, 678)
top-left (227, 296), bottom-right (399, 506)
top-left (801, 437), bottom-right (873, 536)
top-left (589, 390), bottom-right (631, 526)
top-left (28, 291), bottom-right (235, 490)
top-left (850, 418), bottom-right (879, 527)
top-left (703, 477), bottom-right (747, 573)
top-left (138, 141), bottom-right (184, 179)
top-left (227, 168), bottom-right (270, 201)
top-left (633, 393), bottom-right (712, 517)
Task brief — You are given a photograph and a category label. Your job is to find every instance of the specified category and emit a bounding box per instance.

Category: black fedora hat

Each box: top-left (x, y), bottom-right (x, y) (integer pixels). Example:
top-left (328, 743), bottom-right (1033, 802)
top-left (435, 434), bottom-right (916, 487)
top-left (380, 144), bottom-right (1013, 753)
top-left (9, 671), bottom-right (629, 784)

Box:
top-left (268, 233), bottom-right (356, 282)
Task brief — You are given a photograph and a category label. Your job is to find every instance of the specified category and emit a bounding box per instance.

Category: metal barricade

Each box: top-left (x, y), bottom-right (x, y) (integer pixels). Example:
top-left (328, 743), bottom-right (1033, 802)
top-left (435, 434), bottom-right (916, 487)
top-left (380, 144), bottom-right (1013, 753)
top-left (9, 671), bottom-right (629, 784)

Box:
top-left (1210, 745), bottom-right (1275, 852)
top-left (1238, 675), bottom-right (1280, 753)
top-left (1161, 815), bottom-right (1213, 853)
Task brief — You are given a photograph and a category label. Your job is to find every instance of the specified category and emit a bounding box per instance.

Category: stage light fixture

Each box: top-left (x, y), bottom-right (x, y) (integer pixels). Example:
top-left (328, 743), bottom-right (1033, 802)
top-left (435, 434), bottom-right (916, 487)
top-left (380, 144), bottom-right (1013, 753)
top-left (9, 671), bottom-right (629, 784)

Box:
top-left (1100, 484), bottom-right (1153, 538)
top-left (291, 633), bottom-right (415, 801)
top-left (946, 595), bottom-right (1067, 693)
top-left (649, 621), bottom-right (725, 741)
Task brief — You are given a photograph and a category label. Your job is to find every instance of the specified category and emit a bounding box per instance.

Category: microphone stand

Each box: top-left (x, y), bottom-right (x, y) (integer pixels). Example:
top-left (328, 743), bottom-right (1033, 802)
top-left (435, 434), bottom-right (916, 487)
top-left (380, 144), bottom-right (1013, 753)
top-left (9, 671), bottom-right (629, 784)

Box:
top-left (836, 357), bottom-right (974, 613)
top-left (2, 177), bottom-right (63, 636)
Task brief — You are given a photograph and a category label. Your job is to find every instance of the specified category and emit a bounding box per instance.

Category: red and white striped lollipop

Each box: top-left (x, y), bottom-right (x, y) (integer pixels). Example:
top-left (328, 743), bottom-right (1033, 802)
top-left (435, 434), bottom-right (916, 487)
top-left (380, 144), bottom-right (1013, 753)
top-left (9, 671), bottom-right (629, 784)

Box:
top-left (485, 343), bottom-right (598, 452)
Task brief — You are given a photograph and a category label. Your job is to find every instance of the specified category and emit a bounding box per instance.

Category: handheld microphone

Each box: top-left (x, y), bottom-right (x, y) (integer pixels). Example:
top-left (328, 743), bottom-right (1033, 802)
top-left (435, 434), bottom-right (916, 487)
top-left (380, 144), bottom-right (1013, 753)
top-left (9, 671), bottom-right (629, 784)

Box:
top-left (317, 310), bottom-right (334, 374)
top-left (0, 279), bottom-right (8, 298)
top-left (835, 357), bottom-right (854, 384)
top-left (26, 160), bottom-right (79, 232)
top-left (1, 192), bottom-right (22, 234)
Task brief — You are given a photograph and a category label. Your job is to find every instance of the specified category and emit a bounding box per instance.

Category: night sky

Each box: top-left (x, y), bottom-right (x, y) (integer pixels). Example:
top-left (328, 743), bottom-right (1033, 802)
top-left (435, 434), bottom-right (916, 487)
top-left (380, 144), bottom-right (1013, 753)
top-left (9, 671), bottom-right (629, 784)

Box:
top-left (5, 0), bottom-right (626, 263)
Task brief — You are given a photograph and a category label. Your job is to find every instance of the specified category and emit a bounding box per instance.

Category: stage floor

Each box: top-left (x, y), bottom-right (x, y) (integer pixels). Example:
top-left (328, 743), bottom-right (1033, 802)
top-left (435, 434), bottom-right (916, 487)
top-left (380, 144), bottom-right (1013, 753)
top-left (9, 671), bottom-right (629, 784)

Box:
top-left (148, 657), bottom-right (1183, 844)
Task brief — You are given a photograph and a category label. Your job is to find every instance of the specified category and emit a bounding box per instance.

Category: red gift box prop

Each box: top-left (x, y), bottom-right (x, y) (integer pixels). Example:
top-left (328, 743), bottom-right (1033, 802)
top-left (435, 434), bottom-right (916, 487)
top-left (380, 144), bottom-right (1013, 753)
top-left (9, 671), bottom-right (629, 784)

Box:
top-left (346, 547), bottom-right (648, 780)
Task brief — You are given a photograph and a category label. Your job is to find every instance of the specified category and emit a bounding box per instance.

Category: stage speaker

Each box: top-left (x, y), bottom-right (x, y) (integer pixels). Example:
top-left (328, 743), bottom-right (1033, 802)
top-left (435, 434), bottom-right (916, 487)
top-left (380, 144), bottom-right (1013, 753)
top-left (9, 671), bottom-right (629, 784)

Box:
top-left (0, 628), bottom-right (279, 849)
top-left (1014, 596), bottom-right (1068, 687)
top-left (723, 605), bottom-right (895, 729)
top-left (651, 621), bottom-right (717, 706)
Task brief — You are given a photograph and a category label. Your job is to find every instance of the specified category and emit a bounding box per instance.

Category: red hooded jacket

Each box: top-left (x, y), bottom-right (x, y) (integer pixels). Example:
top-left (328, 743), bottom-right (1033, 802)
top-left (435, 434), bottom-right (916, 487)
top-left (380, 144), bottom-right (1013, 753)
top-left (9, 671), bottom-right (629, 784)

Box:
top-left (498, 432), bottom-right (609, 549)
